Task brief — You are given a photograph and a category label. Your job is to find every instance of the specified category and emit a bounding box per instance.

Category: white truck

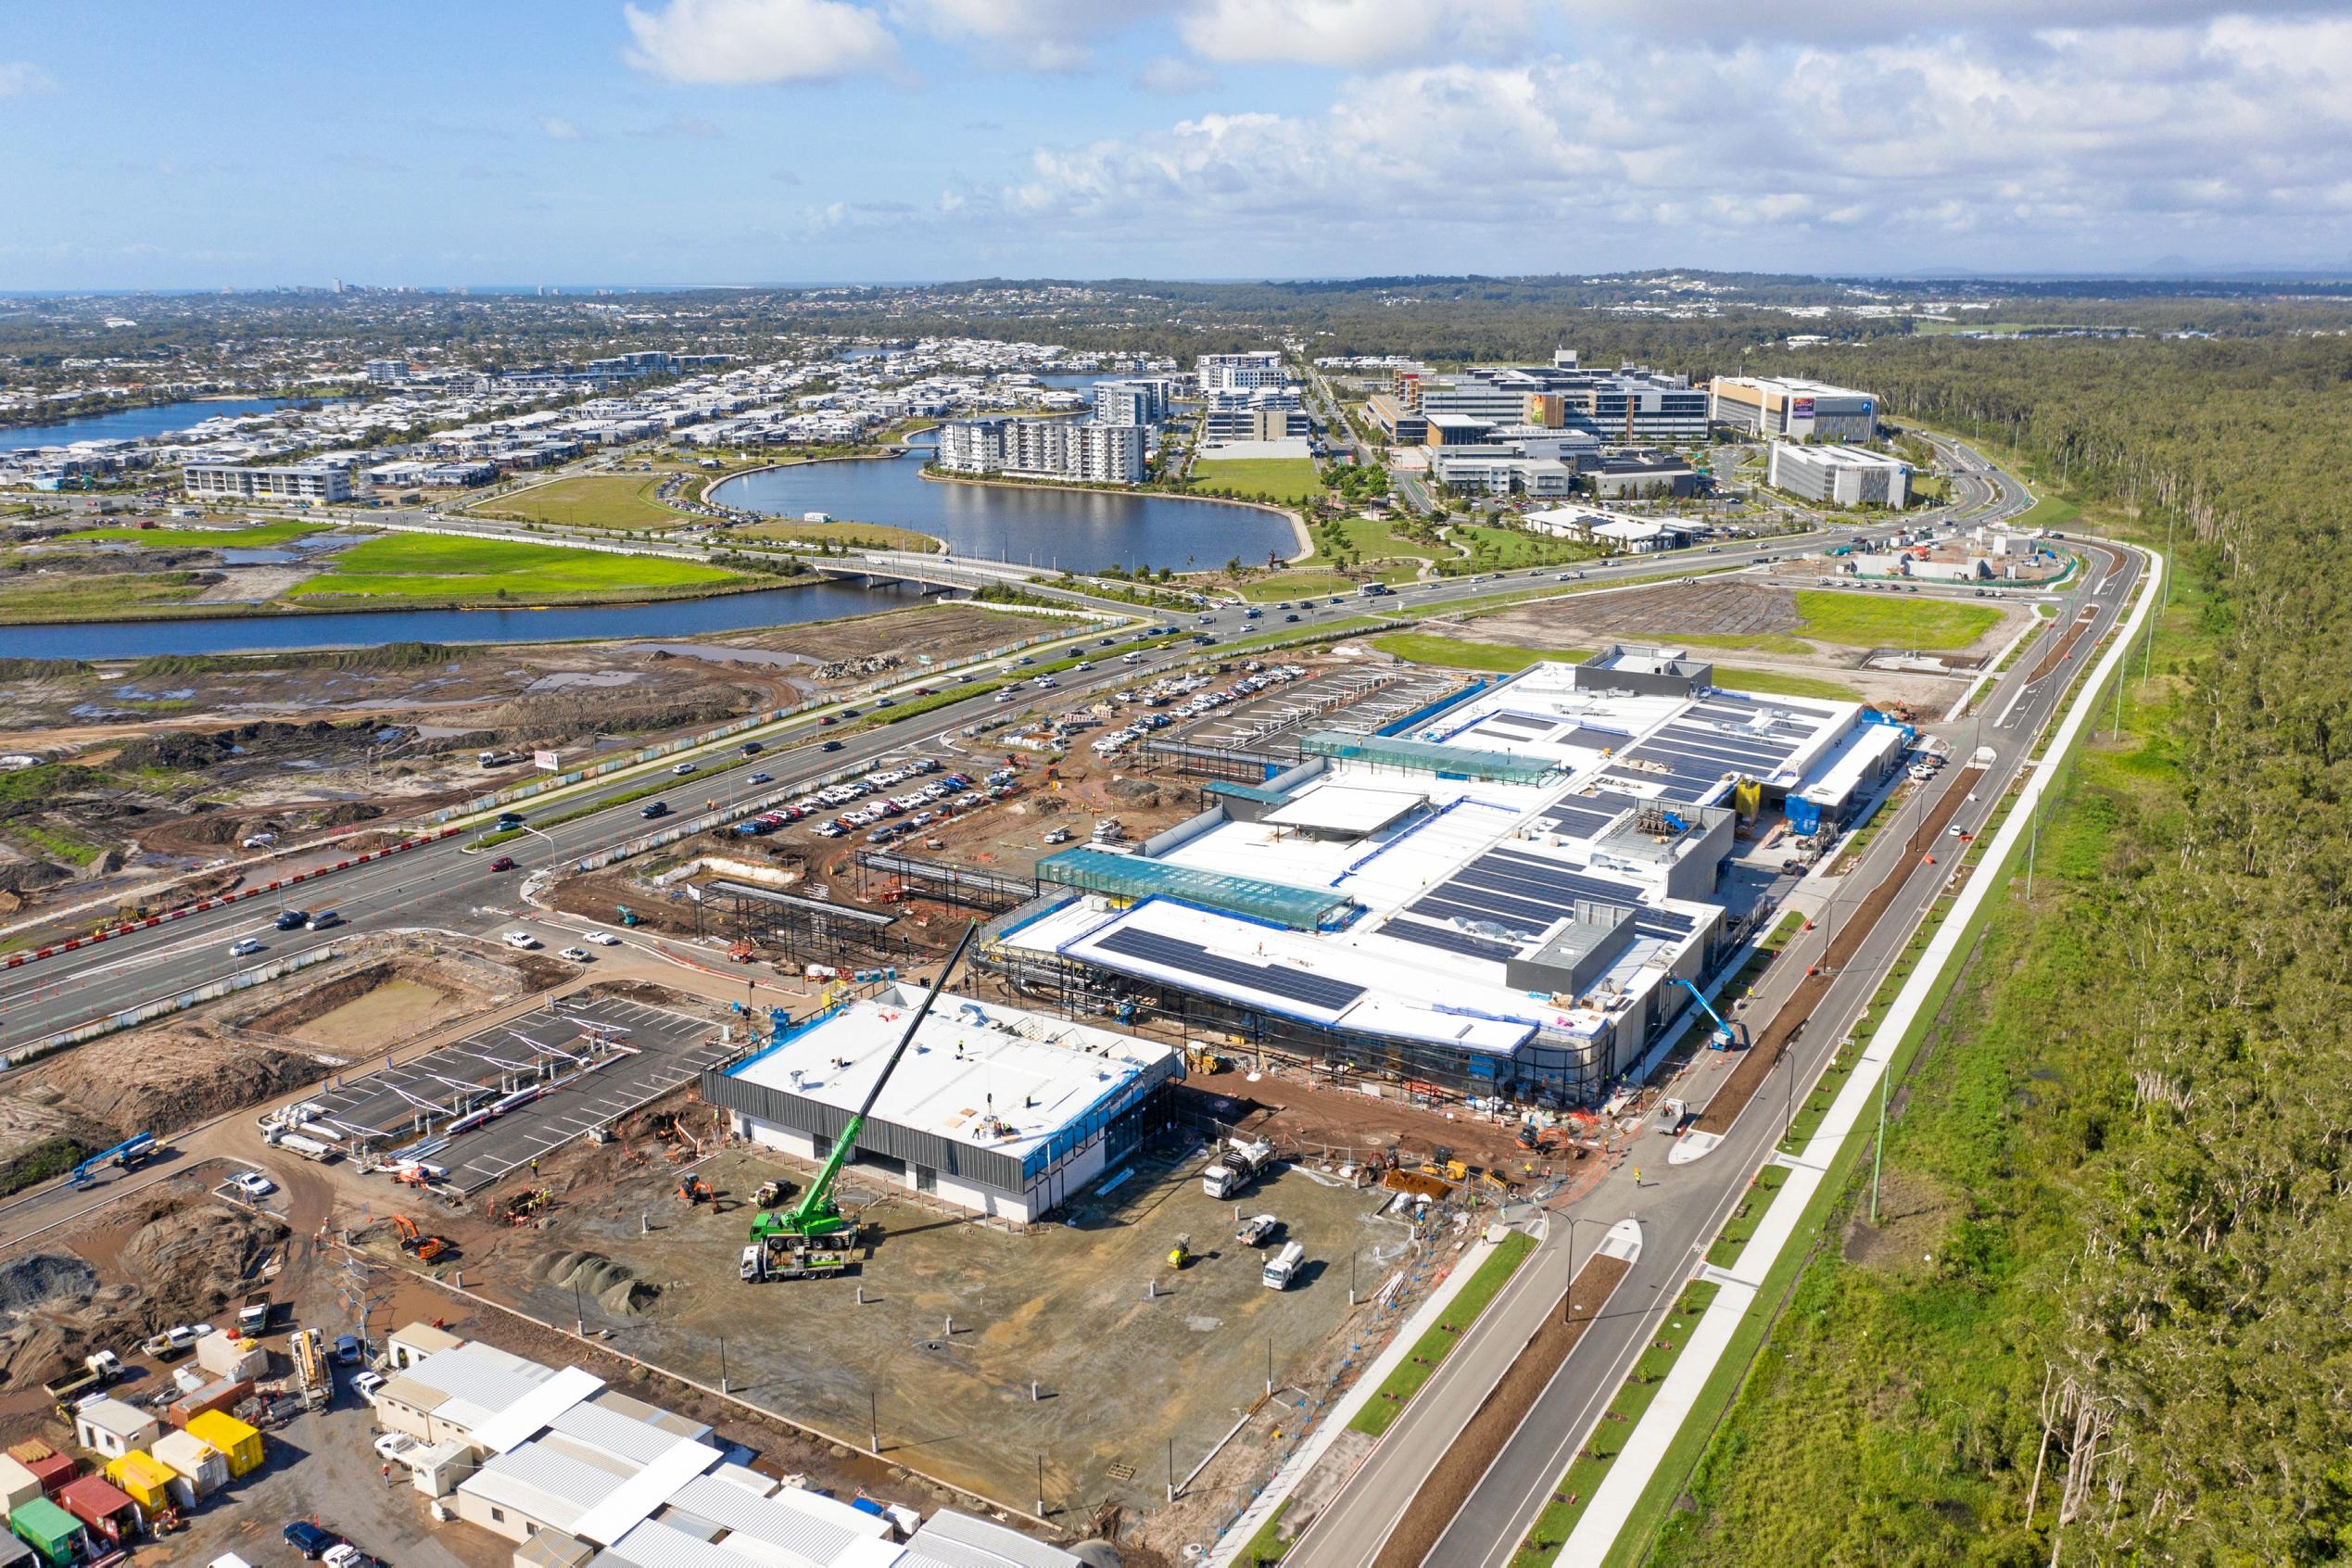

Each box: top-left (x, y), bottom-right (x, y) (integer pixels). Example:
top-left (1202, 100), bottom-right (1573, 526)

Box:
top-left (1202, 1137), bottom-right (1276, 1201)
top-left (1262, 1241), bottom-right (1306, 1291)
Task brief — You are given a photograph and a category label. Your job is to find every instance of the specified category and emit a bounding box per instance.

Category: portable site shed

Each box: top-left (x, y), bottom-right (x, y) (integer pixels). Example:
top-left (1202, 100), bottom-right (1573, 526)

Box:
top-left (183, 1410), bottom-right (262, 1477)
top-left (73, 1395), bottom-right (160, 1460)
top-left (151, 1428), bottom-right (230, 1503)
top-left (3, 1443), bottom-right (72, 1498)
top-left (0, 1528), bottom-right (34, 1568)
top-left (0, 1453), bottom-right (42, 1514)
top-left (6, 1496), bottom-right (86, 1567)
top-left (105, 1449), bottom-right (179, 1516)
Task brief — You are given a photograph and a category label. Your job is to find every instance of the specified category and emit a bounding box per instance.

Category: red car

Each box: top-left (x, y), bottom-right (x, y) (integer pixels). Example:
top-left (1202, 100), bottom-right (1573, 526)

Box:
top-left (488, 855), bottom-right (517, 872)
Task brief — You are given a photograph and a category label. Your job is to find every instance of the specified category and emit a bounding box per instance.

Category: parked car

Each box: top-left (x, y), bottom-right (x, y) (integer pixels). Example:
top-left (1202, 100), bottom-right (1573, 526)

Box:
top-left (348, 1369), bottom-right (386, 1399)
top-left (372, 1432), bottom-right (418, 1462)
top-left (503, 931), bottom-right (540, 950)
top-left (324, 1546), bottom-right (387, 1568)
top-left (284, 1521), bottom-right (342, 1561)
top-left (229, 1170), bottom-right (275, 1199)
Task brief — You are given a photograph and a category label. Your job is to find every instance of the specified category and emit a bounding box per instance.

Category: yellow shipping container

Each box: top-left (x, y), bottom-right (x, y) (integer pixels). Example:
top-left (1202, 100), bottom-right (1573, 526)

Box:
top-left (183, 1411), bottom-right (262, 1478)
top-left (104, 1451), bottom-right (176, 1513)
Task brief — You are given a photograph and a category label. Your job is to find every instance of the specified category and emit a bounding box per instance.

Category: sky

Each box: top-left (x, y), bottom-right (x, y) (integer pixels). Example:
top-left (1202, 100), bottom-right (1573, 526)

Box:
top-left (2, 1), bottom-right (2349, 289)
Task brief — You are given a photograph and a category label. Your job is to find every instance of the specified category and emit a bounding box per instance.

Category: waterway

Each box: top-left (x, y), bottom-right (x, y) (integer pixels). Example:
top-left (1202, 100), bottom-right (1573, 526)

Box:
top-left (0, 397), bottom-right (348, 451)
top-left (714, 448), bottom-right (1293, 575)
top-left (5, 579), bottom-right (923, 662)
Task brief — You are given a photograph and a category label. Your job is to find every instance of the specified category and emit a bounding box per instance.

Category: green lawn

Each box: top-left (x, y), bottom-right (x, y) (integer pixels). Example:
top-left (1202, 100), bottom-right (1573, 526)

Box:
top-left (1709, 666), bottom-right (1864, 702)
top-left (1236, 567), bottom-right (1420, 602)
top-left (478, 474), bottom-right (690, 530)
top-left (2013, 494), bottom-right (2081, 531)
top-left (1440, 524), bottom-right (1604, 573)
top-left (1312, 512), bottom-right (1444, 562)
top-left (1351, 1232), bottom-right (1536, 1438)
top-left (1372, 633), bottom-right (1593, 675)
top-left (1192, 456), bottom-right (1322, 504)
top-left (738, 519), bottom-right (940, 552)
top-left (63, 520), bottom-right (324, 549)
top-left (0, 570), bottom-right (215, 621)
top-left (1789, 590), bottom-right (2001, 651)
top-left (289, 536), bottom-right (743, 601)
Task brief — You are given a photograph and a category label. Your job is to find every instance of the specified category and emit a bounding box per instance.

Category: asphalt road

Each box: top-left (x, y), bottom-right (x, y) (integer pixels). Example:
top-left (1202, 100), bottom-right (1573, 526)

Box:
top-left (1281, 443), bottom-right (2134, 1568)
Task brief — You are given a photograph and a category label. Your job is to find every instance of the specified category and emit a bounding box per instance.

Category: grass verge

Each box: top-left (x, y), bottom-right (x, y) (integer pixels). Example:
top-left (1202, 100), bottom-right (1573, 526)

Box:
top-left (1348, 1231), bottom-right (1536, 1439)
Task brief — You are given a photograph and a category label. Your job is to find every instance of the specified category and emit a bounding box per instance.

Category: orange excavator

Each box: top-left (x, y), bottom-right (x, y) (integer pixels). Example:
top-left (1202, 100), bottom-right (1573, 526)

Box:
top-left (388, 1214), bottom-right (454, 1264)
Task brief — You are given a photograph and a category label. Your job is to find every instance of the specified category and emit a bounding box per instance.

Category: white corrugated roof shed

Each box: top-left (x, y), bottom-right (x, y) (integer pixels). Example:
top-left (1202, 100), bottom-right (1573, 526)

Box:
top-left (404, 1340), bottom-right (557, 1431)
top-left (572, 1436), bottom-right (723, 1546)
top-left (904, 1511), bottom-right (1082, 1568)
top-left (550, 1394), bottom-right (694, 1468)
top-left (473, 1366), bottom-right (604, 1455)
top-left (462, 1441), bottom-right (628, 1535)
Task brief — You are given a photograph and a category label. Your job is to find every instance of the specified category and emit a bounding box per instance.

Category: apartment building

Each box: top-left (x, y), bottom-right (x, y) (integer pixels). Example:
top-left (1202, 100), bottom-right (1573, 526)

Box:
top-left (1092, 377), bottom-right (1176, 428)
top-left (1196, 350), bottom-right (1286, 394)
top-left (1766, 442), bottom-right (1912, 507)
top-left (1202, 386), bottom-right (1309, 441)
top-left (935, 416), bottom-right (1147, 484)
top-left (183, 461), bottom-right (352, 503)
top-left (1709, 375), bottom-right (1878, 442)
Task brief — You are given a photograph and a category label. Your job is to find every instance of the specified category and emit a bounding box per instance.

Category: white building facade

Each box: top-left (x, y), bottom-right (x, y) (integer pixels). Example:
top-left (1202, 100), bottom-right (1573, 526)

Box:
top-left (935, 417), bottom-right (1147, 485)
top-left (1767, 442), bottom-right (1912, 508)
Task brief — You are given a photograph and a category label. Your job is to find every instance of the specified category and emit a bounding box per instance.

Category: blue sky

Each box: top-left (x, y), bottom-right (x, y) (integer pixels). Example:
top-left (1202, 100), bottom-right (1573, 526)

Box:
top-left (2, 1), bottom-right (2348, 289)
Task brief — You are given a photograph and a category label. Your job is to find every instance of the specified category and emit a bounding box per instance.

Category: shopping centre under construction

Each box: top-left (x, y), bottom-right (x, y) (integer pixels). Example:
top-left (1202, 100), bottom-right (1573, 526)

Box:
top-left (980, 647), bottom-right (1914, 1104)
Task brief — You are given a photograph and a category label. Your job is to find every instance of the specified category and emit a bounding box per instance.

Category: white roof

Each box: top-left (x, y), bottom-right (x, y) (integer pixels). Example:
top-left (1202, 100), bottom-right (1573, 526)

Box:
top-left (572, 1435), bottom-right (725, 1546)
top-left (1262, 784), bottom-right (1427, 836)
top-left (472, 1365), bottom-right (603, 1455)
top-left (727, 990), bottom-right (1175, 1157)
top-left (76, 1398), bottom-right (157, 1436)
top-left (400, 1339), bottom-right (558, 1431)
top-left (1799, 721), bottom-right (1906, 805)
top-left (904, 1511), bottom-right (1085, 1568)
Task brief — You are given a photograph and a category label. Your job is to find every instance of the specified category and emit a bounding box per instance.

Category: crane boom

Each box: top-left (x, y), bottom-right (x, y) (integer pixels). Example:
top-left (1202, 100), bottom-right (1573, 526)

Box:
top-left (1668, 976), bottom-right (1747, 1051)
top-left (779, 922), bottom-right (977, 1238)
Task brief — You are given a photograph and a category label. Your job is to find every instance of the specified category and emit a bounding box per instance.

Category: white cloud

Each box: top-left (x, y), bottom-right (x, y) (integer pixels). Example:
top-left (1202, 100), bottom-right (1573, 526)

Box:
top-left (0, 61), bottom-right (57, 97)
top-left (988, 17), bottom-right (2352, 270)
top-left (1133, 55), bottom-right (1221, 94)
top-left (891, 0), bottom-right (1165, 71)
top-left (623, 0), bottom-right (900, 83)
top-left (538, 116), bottom-right (586, 140)
top-left (1177, 0), bottom-right (1535, 69)
top-left (1562, 0), bottom-right (2348, 44)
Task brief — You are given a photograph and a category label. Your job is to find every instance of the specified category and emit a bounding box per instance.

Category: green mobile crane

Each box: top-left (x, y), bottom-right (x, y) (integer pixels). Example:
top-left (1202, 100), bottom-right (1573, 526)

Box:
top-left (741, 923), bottom-right (977, 1283)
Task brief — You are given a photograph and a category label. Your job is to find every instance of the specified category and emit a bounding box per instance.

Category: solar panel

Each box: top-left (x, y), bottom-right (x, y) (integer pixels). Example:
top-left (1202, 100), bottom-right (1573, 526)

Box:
top-left (1095, 928), bottom-right (1367, 1012)
top-left (1383, 918), bottom-right (1520, 962)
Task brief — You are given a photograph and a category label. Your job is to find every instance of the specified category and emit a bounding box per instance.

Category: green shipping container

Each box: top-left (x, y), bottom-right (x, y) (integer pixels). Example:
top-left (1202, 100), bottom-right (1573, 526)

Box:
top-left (7, 1496), bottom-right (86, 1567)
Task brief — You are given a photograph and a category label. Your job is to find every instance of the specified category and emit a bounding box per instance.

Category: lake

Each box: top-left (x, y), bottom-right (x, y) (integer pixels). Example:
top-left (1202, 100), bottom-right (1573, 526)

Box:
top-left (4, 580), bottom-right (923, 662)
top-left (714, 449), bottom-right (1295, 575)
top-left (0, 397), bottom-right (347, 452)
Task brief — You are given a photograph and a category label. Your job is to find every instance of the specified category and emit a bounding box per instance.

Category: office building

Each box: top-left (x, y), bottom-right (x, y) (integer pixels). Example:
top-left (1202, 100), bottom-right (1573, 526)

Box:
top-left (1709, 376), bottom-right (1878, 442)
top-left (1417, 363), bottom-right (1708, 445)
top-left (1195, 350), bottom-right (1286, 394)
top-left (935, 416), bottom-right (1148, 485)
top-left (702, 986), bottom-right (1182, 1220)
top-left (1431, 453), bottom-right (1576, 497)
top-left (1586, 451), bottom-right (1700, 499)
top-left (183, 461), bottom-right (352, 504)
top-left (1767, 442), bottom-right (1912, 507)
top-left (985, 652), bottom-right (1910, 1104)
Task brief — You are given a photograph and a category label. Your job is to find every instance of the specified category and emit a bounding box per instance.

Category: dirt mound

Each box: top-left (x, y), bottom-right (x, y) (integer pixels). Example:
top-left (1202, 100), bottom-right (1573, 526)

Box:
top-left (316, 802), bottom-right (384, 828)
top-left (119, 1195), bottom-right (286, 1327)
top-left (1106, 778), bottom-right (1163, 806)
top-left (170, 808), bottom-right (244, 846)
top-left (41, 1029), bottom-right (336, 1136)
top-left (532, 1249), bottom-right (663, 1316)
top-left (0, 1256), bottom-right (97, 1317)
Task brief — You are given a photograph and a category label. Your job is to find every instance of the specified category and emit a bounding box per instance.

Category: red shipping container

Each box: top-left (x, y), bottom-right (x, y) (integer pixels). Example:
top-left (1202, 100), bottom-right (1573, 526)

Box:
top-left (58, 1475), bottom-right (138, 1543)
top-left (6, 1442), bottom-right (75, 1498)
top-left (167, 1377), bottom-right (253, 1431)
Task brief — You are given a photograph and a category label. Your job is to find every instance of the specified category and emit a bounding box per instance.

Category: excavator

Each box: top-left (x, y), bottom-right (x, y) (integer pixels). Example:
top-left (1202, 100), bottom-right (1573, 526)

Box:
top-left (741, 922), bottom-right (978, 1284)
top-left (388, 1215), bottom-right (453, 1264)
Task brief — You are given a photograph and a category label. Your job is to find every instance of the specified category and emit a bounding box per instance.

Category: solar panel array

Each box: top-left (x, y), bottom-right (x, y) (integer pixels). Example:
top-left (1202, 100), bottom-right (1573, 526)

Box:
top-left (1096, 928), bottom-right (1368, 1012)
top-left (1540, 790), bottom-right (1642, 841)
top-left (1615, 694), bottom-right (1827, 794)
top-left (1382, 917), bottom-right (1521, 963)
top-left (1403, 846), bottom-right (1701, 952)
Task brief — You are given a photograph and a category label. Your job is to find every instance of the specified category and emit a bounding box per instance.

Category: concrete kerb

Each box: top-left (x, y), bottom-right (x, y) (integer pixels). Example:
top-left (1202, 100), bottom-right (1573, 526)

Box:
top-left (1205, 1220), bottom-right (1527, 1567)
top-left (1550, 545), bottom-right (2161, 1565)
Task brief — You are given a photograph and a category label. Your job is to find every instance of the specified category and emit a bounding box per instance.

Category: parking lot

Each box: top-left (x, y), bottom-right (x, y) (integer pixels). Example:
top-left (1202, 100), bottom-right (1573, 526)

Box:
top-left (1158, 664), bottom-right (1473, 763)
top-left (298, 993), bottom-right (733, 1193)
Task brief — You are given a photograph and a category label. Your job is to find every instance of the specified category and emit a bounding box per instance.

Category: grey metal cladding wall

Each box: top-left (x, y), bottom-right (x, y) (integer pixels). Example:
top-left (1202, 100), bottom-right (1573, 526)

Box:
top-left (700, 1070), bottom-right (1025, 1190)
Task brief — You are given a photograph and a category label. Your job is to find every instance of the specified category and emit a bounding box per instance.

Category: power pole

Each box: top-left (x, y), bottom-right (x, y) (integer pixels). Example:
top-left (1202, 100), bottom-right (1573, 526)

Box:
top-left (1870, 1060), bottom-right (1889, 1224)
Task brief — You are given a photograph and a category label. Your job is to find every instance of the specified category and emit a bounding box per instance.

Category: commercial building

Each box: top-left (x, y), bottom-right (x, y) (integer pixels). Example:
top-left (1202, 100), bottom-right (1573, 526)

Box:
top-left (1766, 442), bottom-right (1912, 508)
top-left (370, 1324), bottom-right (1082, 1568)
top-left (702, 987), bottom-right (1182, 1221)
top-left (183, 460), bottom-right (353, 503)
top-left (1362, 393), bottom-right (1427, 446)
top-left (1202, 386), bottom-right (1309, 441)
top-left (1430, 453), bottom-right (1576, 497)
top-left (934, 416), bottom-right (1147, 485)
top-left (984, 651), bottom-right (1910, 1104)
top-left (1524, 506), bottom-right (1694, 552)
top-left (1585, 451), bottom-right (1700, 499)
top-left (1196, 350), bottom-right (1286, 394)
top-left (1709, 375), bottom-right (1878, 442)
top-left (1415, 358), bottom-right (1708, 445)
